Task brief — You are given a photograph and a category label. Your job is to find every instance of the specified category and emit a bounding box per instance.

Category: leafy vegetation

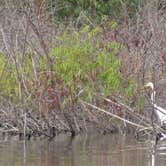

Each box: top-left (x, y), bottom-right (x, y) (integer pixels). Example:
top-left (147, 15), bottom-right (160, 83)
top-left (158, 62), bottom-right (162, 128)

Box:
top-left (51, 26), bottom-right (123, 98)
top-left (0, 26), bottom-right (137, 105)
top-left (0, 53), bottom-right (18, 100)
top-left (50, 0), bottom-right (147, 23)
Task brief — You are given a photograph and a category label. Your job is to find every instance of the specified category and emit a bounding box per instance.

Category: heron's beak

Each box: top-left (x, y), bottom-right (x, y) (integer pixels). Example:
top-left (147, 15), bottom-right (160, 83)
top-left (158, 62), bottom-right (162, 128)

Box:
top-left (144, 84), bottom-right (148, 87)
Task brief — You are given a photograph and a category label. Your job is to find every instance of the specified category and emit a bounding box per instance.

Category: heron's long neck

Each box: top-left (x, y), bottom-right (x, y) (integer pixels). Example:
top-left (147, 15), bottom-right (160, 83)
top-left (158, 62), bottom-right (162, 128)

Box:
top-left (151, 90), bottom-right (156, 104)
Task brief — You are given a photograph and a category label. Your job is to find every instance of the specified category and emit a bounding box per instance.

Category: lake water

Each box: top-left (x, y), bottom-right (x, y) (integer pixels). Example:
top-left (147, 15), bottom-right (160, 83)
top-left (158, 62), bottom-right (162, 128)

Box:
top-left (0, 134), bottom-right (166, 166)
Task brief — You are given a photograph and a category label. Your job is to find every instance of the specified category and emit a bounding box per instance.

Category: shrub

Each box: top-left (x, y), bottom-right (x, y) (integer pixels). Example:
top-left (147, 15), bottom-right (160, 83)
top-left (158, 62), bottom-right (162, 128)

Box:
top-left (0, 25), bottom-right (138, 110)
top-left (50, 25), bottom-right (127, 103)
top-left (49, 0), bottom-right (147, 23)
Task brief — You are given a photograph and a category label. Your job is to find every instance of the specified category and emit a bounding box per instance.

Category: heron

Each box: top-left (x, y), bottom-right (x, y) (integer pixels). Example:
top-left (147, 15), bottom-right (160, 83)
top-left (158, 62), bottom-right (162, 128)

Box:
top-left (145, 82), bottom-right (166, 125)
top-left (145, 82), bottom-right (166, 142)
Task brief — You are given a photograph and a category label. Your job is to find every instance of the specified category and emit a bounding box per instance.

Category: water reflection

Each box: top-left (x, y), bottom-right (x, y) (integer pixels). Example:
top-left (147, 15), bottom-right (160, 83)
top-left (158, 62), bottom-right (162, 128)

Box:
top-left (150, 141), bottom-right (166, 166)
top-left (0, 134), bottom-right (166, 166)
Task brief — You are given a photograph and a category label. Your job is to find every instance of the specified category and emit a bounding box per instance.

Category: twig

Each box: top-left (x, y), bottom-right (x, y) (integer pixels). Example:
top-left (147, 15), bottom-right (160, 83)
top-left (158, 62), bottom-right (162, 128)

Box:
top-left (80, 100), bottom-right (147, 129)
top-left (98, 94), bottom-right (152, 127)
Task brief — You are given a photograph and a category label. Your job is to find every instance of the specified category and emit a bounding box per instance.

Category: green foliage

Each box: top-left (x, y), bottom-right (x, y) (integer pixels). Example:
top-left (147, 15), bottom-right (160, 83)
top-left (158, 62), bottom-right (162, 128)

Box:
top-left (49, 0), bottom-right (147, 23)
top-left (135, 95), bottom-right (145, 111)
top-left (0, 53), bottom-right (38, 101)
top-left (124, 80), bottom-right (136, 98)
top-left (0, 53), bottom-right (18, 99)
top-left (0, 25), bottom-right (139, 108)
top-left (51, 26), bottom-right (124, 101)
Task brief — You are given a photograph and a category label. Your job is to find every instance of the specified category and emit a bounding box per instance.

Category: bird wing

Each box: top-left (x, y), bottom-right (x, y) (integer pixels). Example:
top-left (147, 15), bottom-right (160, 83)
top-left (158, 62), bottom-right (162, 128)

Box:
top-left (154, 104), bottom-right (166, 123)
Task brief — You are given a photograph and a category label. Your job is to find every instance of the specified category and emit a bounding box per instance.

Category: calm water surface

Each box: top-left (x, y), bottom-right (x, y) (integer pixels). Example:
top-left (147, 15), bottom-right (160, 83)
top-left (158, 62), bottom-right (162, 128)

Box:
top-left (0, 134), bottom-right (166, 166)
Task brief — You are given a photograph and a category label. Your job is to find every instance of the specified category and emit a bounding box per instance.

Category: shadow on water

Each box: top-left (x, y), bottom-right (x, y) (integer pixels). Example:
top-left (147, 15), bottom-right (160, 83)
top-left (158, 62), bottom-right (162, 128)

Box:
top-left (1, 134), bottom-right (166, 166)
